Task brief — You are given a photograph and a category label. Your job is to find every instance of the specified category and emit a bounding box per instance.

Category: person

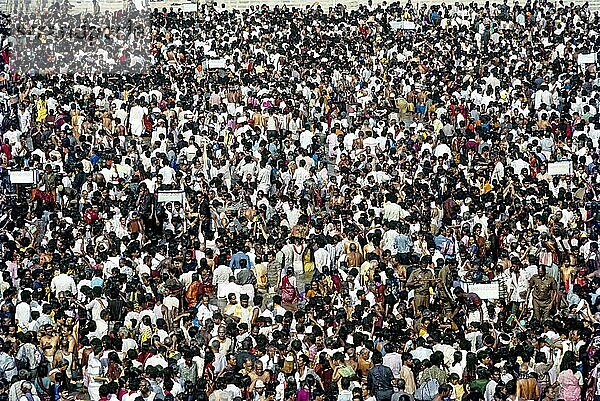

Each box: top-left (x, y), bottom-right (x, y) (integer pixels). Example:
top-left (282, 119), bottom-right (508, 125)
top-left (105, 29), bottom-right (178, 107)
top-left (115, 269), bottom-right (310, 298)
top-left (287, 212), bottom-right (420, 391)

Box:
top-left (515, 371), bottom-right (539, 401)
top-left (400, 354), bottom-right (416, 395)
top-left (527, 265), bottom-right (558, 321)
top-left (437, 260), bottom-right (455, 317)
top-left (382, 343), bottom-right (402, 379)
top-left (18, 382), bottom-right (40, 401)
top-left (483, 368), bottom-right (500, 401)
top-left (391, 379), bottom-right (414, 401)
top-left (0, 342), bottom-right (17, 381)
top-left (418, 352), bottom-right (447, 387)
top-left (407, 256), bottom-right (435, 314)
top-left (556, 352), bottom-right (582, 401)
top-left (86, 345), bottom-right (107, 401)
top-left (253, 380), bottom-right (266, 401)
top-left (280, 269), bottom-right (299, 311)
top-left (50, 266), bottom-right (77, 298)
top-left (366, 352), bottom-right (394, 401)
top-left (337, 377), bottom-right (353, 401)
top-left (432, 384), bottom-right (452, 401)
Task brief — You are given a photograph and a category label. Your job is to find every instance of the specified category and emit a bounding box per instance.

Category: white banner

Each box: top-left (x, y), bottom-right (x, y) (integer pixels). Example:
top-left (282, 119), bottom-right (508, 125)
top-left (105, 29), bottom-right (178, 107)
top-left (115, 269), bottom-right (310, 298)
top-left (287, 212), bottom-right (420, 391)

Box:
top-left (207, 59), bottom-right (227, 69)
top-left (9, 170), bottom-right (38, 184)
top-left (180, 3), bottom-right (198, 12)
top-left (157, 190), bottom-right (185, 203)
top-left (577, 53), bottom-right (596, 65)
top-left (461, 281), bottom-right (500, 300)
top-left (391, 20), bottom-right (416, 30)
top-left (547, 161), bottom-right (573, 176)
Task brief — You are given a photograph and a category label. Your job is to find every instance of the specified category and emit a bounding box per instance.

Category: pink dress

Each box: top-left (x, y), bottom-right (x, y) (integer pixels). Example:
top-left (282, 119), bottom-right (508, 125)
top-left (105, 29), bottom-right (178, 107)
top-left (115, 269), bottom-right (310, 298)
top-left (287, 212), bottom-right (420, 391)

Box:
top-left (557, 369), bottom-right (581, 401)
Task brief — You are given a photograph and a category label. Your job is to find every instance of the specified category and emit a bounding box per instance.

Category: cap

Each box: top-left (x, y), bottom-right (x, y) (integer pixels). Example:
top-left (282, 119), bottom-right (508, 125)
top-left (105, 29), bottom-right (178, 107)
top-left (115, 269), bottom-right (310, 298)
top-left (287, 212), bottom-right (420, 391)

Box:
top-left (255, 380), bottom-right (265, 388)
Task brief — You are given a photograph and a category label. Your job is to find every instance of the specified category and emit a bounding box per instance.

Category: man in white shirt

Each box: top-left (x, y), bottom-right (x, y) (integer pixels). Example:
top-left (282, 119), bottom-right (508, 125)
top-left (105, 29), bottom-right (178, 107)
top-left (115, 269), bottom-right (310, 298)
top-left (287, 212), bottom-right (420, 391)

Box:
top-left (158, 160), bottom-right (176, 186)
top-left (382, 343), bottom-right (403, 378)
top-left (213, 264), bottom-right (233, 308)
top-left (217, 276), bottom-right (241, 310)
top-left (85, 287), bottom-right (108, 322)
top-left (293, 159), bottom-right (310, 189)
top-left (197, 294), bottom-right (218, 324)
top-left (314, 244), bottom-right (331, 272)
top-left (50, 266), bottom-right (77, 297)
top-left (15, 290), bottom-right (32, 332)
top-left (145, 346), bottom-right (169, 369)
top-left (382, 194), bottom-right (402, 222)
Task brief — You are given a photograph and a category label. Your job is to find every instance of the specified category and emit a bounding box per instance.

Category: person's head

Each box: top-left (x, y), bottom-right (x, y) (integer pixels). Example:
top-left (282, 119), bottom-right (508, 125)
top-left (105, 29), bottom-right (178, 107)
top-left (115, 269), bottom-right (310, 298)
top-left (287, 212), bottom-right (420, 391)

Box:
top-left (543, 384), bottom-right (555, 399)
top-left (218, 325), bottom-right (227, 340)
top-left (396, 378), bottom-right (406, 391)
top-left (371, 351), bottom-right (383, 365)
top-left (21, 382), bottom-right (33, 394)
top-left (255, 380), bottom-right (265, 393)
top-left (505, 380), bottom-right (517, 396)
top-left (430, 351), bottom-right (444, 366)
top-left (139, 379), bottom-right (151, 395)
top-left (537, 265), bottom-right (546, 278)
top-left (438, 384), bottom-right (452, 397)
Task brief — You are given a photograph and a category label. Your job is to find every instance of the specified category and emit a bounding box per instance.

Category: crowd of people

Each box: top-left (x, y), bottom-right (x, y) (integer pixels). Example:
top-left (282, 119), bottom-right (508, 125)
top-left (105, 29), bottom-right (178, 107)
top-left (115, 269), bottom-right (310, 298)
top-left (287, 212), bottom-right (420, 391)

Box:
top-left (0, 1), bottom-right (600, 401)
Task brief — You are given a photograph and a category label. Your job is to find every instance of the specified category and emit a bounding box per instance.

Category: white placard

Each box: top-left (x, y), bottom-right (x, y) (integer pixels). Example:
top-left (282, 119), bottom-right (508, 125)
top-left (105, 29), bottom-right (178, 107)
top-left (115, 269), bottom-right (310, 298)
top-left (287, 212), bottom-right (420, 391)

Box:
top-left (157, 190), bottom-right (185, 203)
top-left (547, 161), bottom-right (573, 176)
top-left (391, 20), bottom-right (416, 30)
top-left (577, 53), bottom-right (596, 65)
top-left (9, 170), bottom-right (38, 184)
top-left (179, 3), bottom-right (198, 12)
top-left (207, 59), bottom-right (227, 69)
top-left (462, 282), bottom-right (500, 300)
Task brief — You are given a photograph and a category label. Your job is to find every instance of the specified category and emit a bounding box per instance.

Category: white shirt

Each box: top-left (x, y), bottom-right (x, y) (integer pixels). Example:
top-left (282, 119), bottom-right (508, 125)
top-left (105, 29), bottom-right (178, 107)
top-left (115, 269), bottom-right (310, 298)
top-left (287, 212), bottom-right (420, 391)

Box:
top-left (158, 165), bottom-right (176, 185)
top-left (218, 282), bottom-right (241, 300)
top-left (383, 352), bottom-right (403, 378)
top-left (50, 273), bottom-right (77, 296)
top-left (87, 354), bottom-right (104, 385)
top-left (86, 297), bottom-right (107, 321)
top-left (15, 302), bottom-right (31, 330)
top-left (197, 303), bottom-right (217, 323)
top-left (314, 248), bottom-right (331, 271)
top-left (145, 354), bottom-right (169, 369)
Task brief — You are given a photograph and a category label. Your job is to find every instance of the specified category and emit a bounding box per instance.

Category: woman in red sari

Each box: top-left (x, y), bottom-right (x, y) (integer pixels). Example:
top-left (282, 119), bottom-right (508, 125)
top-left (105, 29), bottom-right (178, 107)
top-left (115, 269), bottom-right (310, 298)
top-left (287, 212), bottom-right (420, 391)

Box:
top-left (280, 268), bottom-right (299, 311)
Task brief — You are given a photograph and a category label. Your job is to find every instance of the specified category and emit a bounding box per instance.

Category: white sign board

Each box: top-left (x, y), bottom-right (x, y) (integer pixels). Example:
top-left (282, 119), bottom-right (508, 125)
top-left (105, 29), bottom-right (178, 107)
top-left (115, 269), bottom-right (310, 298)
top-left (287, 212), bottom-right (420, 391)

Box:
top-left (157, 190), bottom-right (185, 203)
top-left (547, 161), bottom-right (572, 176)
top-left (207, 59), bottom-right (227, 69)
top-left (179, 3), bottom-right (198, 12)
top-left (461, 282), bottom-right (500, 300)
top-left (391, 20), bottom-right (416, 30)
top-left (9, 170), bottom-right (38, 184)
top-left (577, 53), bottom-right (596, 65)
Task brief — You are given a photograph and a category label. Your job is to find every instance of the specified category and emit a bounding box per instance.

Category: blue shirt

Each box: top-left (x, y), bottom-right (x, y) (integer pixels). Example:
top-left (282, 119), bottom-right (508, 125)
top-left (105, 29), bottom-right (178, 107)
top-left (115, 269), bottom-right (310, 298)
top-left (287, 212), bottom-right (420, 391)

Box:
top-left (395, 234), bottom-right (413, 254)
top-left (229, 252), bottom-right (251, 270)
